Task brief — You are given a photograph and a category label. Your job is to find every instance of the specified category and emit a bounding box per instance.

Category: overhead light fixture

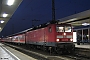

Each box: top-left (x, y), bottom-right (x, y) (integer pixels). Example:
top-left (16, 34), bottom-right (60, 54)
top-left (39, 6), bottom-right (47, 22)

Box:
top-left (0, 20), bottom-right (5, 23)
top-left (82, 23), bottom-right (90, 26)
top-left (0, 27), bottom-right (1, 30)
top-left (2, 13), bottom-right (8, 17)
top-left (7, 0), bottom-right (15, 6)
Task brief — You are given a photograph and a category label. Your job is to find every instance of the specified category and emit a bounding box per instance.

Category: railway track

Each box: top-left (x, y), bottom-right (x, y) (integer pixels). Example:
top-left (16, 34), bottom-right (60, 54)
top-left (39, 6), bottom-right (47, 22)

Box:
top-left (75, 47), bottom-right (90, 58)
top-left (63, 54), bottom-right (90, 60)
top-left (2, 43), bottom-right (90, 60)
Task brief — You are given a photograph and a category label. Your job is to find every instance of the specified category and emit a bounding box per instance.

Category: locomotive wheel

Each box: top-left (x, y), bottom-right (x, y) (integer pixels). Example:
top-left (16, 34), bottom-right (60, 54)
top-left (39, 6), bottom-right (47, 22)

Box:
top-left (42, 45), bottom-right (47, 51)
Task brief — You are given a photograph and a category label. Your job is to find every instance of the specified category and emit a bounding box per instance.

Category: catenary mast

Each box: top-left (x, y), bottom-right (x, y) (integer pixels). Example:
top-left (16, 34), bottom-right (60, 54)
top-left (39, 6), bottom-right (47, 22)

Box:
top-left (52, 0), bottom-right (55, 21)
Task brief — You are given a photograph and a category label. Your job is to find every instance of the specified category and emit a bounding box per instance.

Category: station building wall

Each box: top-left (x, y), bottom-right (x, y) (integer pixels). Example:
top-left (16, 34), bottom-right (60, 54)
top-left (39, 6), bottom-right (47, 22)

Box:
top-left (73, 25), bottom-right (90, 43)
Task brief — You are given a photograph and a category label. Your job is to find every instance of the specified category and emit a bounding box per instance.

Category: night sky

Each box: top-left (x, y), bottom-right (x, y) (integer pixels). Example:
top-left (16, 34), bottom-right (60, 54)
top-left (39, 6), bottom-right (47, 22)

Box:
top-left (0, 0), bottom-right (90, 37)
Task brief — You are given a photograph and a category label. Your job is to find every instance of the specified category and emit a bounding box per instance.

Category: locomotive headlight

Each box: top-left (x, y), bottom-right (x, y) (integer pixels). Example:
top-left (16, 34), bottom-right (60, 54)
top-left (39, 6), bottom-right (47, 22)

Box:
top-left (56, 39), bottom-right (59, 42)
top-left (70, 38), bottom-right (73, 41)
top-left (64, 33), bottom-right (66, 35)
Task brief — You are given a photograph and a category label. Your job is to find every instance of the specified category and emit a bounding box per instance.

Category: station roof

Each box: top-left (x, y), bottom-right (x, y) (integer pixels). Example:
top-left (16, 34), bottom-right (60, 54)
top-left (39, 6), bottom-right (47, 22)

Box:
top-left (0, 0), bottom-right (90, 33)
top-left (58, 9), bottom-right (90, 27)
top-left (0, 0), bottom-right (22, 32)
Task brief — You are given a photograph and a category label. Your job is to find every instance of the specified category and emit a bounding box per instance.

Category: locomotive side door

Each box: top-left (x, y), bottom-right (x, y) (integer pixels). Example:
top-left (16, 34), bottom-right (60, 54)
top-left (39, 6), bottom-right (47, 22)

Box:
top-left (43, 28), bottom-right (46, 45)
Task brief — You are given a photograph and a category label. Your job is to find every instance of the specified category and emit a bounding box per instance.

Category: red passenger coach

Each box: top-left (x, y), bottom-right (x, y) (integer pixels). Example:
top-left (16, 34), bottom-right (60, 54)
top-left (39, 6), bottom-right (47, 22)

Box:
top-left (12, 34), bottom-right (25, 43)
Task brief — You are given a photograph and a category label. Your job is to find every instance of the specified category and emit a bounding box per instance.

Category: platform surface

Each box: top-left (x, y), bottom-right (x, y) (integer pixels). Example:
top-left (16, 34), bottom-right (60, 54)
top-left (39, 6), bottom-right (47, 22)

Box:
top-left (0, 43), bottom-right (37, 60)
top-left (0, 43), bottom-right (15, 60)
top-left (75, 43), bottom-right (90, 49)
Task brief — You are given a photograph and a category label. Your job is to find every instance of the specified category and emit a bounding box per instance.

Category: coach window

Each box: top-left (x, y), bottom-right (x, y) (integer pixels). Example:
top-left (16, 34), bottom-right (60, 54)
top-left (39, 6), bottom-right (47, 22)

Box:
top-left (49, 27), bottom-right (52, 32)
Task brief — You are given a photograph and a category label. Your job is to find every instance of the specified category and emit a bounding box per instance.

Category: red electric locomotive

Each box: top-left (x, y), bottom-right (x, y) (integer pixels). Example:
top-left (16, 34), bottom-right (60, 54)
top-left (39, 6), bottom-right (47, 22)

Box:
top-left (26, 22), bottom-right (75, 53)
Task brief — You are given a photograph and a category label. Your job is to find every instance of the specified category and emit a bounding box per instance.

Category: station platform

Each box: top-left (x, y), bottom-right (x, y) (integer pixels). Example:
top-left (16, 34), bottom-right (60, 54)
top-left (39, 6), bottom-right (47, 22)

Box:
top-left (0, 44), bottom-right (15, 60)
top-left (0, 43), bottom-right (37, 60)
top-left (74, 43), bottom-right (90, 49)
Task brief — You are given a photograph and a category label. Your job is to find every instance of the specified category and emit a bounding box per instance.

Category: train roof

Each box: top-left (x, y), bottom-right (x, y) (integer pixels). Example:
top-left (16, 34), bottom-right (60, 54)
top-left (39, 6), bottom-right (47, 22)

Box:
top-left (7, 22), bottom-right (50, 37)
top-left (7, 20), bottom-right (71, 37)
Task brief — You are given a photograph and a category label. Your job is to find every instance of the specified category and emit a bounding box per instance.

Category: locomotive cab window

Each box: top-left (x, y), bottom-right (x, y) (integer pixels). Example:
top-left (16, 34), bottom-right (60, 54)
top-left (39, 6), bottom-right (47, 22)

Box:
top-left (56, 25), bottom-right (72, 32)
top-left (56, 26), bottom-right (64, 32)
top-left (65, 26), bottom-right (71, 32)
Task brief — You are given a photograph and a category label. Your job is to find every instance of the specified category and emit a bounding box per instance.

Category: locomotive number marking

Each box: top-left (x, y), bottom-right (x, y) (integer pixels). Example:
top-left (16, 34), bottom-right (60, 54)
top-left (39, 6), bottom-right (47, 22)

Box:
top-left (62, 39), bottom-right (68, 41)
